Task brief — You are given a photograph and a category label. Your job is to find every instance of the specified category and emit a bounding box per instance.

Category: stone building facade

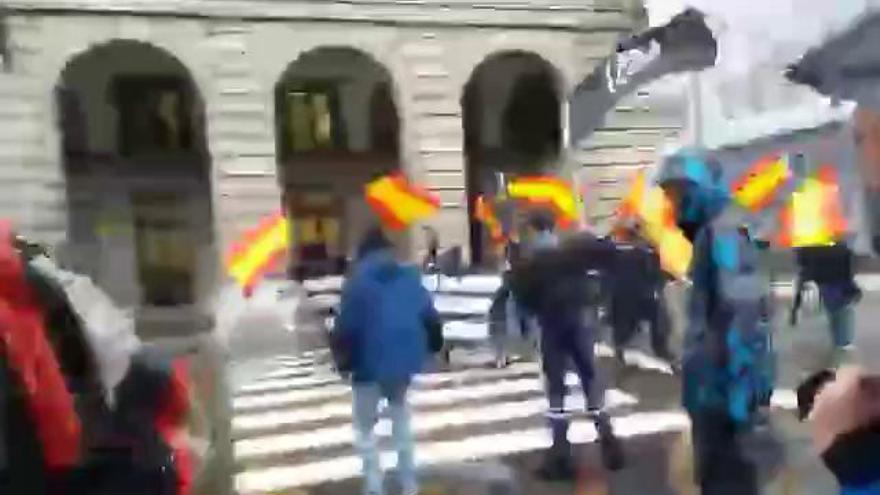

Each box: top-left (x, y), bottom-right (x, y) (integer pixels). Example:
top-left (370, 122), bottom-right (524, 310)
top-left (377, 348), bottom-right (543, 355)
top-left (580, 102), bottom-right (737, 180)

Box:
top-left (0, 0), bottom-right (663, 331)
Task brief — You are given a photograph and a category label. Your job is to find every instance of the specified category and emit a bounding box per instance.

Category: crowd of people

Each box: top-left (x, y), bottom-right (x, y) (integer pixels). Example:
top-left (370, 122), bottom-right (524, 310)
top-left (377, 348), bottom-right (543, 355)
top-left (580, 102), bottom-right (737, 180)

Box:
top-left (330, 151), bottom-right (880, 495)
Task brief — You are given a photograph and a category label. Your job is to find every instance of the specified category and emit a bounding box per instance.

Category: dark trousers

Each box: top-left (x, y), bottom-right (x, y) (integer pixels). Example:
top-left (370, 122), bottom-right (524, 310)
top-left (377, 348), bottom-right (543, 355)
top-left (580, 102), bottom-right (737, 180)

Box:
top-left (539, 317), bottom-right (611, 459)
top-left (691, 411), bottom-right (760, 495)
top-left (611, 295), bottom-right (673, 360)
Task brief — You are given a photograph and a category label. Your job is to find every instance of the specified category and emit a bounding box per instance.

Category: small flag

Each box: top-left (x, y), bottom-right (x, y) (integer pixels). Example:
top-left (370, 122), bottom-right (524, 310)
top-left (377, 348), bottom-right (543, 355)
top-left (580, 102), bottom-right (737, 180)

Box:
top-left (619, 173), bottom-right (692, 279)
top-left (731, 154), bottom-right (791, 212)
top-left (616, 168), bottom-right (648, 220)
top-left (474, 195), bottom-right (505, 245)
top-left (507, 176), bottom-right (579, 229)
top-left (777, 164), bottom-right (847, 248)
top-left (226, 213), bottom-right (290, 296)
top-left (365, 174), bottom-right (440, 231)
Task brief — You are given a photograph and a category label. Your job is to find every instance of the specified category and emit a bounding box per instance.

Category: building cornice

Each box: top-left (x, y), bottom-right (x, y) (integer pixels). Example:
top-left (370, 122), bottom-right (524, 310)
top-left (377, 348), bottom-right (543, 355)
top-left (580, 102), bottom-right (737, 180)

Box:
top-left (4, 0), bottom-right (638, 32)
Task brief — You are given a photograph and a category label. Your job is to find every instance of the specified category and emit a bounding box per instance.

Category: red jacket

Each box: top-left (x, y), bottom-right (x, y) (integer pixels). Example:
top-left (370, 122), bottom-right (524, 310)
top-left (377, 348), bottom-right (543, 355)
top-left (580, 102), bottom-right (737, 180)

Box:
top-left (0, 222), bottom-right (81, 469)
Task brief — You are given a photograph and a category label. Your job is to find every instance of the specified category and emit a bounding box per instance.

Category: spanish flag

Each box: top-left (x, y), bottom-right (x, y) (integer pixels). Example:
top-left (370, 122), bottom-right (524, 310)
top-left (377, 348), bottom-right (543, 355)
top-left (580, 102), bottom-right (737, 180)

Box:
top-left (474, 195), bottom-right (505, 245)
top-left (226, 213), bottom-right (290, 296)
top-left (641, 186), bottom-right (693, 279)
top-left (777, 164), bottom-right (847, 248)
top-left (616, 170), bottom-right (692, 279)
top-left (616, 168), bottom-right (648, 220)
top-left (365, 174), bottom-right (441, 231)
top-left (507, 176), bottom-right (579, 229)
top-left (731, 154), bottom-right (791, 212)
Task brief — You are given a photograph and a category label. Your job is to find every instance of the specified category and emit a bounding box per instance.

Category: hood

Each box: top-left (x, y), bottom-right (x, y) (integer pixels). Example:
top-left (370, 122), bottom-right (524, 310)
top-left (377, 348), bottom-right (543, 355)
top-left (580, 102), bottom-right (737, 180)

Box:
top-left (358, 249), bottom-right (406, 283)
top-left (29, 255), bottom-right (141, 408)
top-left (658, 149), bottom-right (730, 238)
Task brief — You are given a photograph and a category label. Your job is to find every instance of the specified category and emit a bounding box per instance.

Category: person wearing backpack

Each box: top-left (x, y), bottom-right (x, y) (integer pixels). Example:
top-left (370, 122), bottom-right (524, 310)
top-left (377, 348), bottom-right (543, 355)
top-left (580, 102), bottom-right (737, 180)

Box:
top-left (334, 228), bottom-right (441, 495)
top-left (658, 151), bottom-right (777, 494)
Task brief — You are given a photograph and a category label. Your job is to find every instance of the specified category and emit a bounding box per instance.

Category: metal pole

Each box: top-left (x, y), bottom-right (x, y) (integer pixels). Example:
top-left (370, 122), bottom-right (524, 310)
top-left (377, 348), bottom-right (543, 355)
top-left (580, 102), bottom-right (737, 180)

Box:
top-left (687, 72), bottom-right (705, 147)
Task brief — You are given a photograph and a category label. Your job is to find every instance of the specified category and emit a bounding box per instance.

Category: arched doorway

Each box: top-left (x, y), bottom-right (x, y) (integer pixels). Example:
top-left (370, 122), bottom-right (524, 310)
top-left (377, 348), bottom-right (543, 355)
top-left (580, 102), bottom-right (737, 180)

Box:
top-left (275, 47), bottom-right (401, 277)
top-left (56, 40), bottom-right (213, 331)
top-left (462, 51), bottom-right (562, 266)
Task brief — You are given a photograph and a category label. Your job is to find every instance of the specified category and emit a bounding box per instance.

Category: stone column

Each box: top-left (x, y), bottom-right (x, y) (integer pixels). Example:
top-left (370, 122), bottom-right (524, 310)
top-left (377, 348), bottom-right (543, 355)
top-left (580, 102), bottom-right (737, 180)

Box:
top-left (398, 32), bottom-right (470, 263)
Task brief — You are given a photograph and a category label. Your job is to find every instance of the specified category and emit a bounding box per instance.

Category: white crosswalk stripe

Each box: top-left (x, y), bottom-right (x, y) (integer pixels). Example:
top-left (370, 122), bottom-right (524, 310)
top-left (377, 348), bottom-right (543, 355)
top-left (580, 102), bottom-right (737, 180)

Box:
top-left (236, 274), bottom-right (806, 494)
top-left (233, 351), bottom-right (803, 494)
top-left (231, 351), bottom-right (654, 494)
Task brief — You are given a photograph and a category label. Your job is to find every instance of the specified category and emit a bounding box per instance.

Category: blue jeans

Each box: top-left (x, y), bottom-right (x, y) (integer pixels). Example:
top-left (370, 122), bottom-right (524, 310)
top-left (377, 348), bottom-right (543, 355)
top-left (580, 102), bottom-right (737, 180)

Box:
top-left (353, 381), bottom-right (417, 495)
top-left (827, 304), bottom-right (855, 348)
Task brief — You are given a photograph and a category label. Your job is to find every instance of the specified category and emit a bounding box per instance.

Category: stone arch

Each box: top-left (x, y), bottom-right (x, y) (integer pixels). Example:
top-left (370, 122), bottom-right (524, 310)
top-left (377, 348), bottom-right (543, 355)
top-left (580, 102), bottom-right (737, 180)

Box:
top-left (54, 39), bottom-right (215, 322)
top-left (274, 46), bottom-right (406, 276)
top-left (461, 50), bottom-right (564, 266)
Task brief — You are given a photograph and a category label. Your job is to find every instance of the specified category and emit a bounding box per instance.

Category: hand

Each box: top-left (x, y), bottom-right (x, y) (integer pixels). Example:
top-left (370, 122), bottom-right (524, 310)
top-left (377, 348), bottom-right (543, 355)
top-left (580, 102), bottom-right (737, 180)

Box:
top-left (810, 366), bottom-right (880, 454)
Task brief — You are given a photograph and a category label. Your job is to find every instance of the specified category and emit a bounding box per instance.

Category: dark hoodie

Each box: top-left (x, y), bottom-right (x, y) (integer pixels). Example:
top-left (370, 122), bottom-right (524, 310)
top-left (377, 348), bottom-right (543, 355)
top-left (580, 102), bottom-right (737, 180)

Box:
top-left (336, 234), bottom-right (437, 383)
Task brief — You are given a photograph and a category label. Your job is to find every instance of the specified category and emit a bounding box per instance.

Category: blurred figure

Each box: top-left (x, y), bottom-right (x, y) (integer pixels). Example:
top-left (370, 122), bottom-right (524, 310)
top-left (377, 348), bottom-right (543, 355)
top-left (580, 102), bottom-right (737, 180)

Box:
top-left (658, 151), bottom-right (775, 494)
top-left (528, 210), bottom-right (559, 252)
top-left (488, 270), bottom-right (530, 368)
top-left (422, 225), bottom-right (439, 273)
top-left (807, 366), bottom-right (880, 494)
top-left (608, 221), bottom-right (677, 369)
top-left (335, 228), bottom-right (441, 495)
top-left (791, 243), bottom-right (861, 366)
top-left (510, 230), bottom-right (624, 481)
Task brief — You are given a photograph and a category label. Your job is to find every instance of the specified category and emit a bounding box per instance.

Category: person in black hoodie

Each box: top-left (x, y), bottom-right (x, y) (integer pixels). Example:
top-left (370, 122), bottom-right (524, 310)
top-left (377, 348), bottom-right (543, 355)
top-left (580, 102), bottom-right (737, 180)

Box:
top-left (608, 222), bottom-right (676, 369)
top-left (510, 230), bottom-right (624, 481)
top-left (790, 243), bottom-right (861, 366)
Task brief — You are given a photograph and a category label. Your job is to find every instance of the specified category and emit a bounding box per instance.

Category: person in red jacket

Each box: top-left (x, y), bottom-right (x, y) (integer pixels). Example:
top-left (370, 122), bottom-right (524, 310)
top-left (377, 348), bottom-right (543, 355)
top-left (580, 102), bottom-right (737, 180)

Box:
top-left (0, 222), bottom-right (82, 491)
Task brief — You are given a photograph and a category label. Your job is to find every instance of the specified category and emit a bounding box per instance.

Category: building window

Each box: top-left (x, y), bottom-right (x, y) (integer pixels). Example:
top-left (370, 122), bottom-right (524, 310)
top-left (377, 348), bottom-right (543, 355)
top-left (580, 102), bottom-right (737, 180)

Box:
top-left (132, 191), bottom-right (196, 306)
top-left (278, 82), bottom-right (343, 157)
top-left (113, 76), bottom-right (194, 156)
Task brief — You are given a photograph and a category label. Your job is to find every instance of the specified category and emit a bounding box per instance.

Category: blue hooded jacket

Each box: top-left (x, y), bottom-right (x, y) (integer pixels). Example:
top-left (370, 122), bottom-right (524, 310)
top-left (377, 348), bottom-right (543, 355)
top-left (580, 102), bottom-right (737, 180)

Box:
top-left (336, 248), bottom-right (436, 384)
top-left (843, 482), bottom-right (880, 495)
top-left (659, 151), bottom-right (776, 424)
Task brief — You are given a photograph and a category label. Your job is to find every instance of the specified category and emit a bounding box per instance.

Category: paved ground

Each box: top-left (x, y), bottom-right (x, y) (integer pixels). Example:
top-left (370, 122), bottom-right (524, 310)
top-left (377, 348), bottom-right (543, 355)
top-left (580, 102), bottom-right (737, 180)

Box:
top-left (224, 281), bottom-right (880, 495)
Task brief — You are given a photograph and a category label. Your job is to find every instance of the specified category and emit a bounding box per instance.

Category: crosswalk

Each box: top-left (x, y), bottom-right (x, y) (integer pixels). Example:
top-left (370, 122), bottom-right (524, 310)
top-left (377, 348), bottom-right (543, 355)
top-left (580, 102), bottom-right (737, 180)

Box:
top-left (232, 346), bottom-right (805, 494)
top-left (237, 273), bottom-right (808, 494)
top-left (232, 347), bottom-right (690, 494)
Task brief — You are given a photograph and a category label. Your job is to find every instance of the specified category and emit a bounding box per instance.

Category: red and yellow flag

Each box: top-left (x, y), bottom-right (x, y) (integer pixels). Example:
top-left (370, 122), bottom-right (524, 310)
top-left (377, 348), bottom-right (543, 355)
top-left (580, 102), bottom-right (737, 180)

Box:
top-left (365, 174), bottom-right (440, 231)
top-left (731, 154), bottom-right (791, 212)
top-left (615, 169), bottom-right (692, 278)
top-left (225, 213), bottom-right (290, 296)
top-left (616, 168), bottom-right (648, 221)
top-left (474, 195), bottom-right (505, 245)
top-left (642, 186), bottom-right (692, 279)
top-left (507, 176), bottom-right (579, 229)
top-left (777, 164), bottom-right (847, 248)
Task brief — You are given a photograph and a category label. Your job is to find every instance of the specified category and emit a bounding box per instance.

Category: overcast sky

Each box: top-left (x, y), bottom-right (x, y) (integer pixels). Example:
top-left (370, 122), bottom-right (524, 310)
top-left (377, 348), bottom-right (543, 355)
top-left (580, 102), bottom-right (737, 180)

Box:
top-left (645, 0), bottom-right (879, 75)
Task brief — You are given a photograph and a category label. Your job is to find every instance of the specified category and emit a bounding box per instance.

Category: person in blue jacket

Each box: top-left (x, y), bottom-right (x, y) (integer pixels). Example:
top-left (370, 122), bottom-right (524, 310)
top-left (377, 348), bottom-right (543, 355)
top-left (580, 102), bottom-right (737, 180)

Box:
top-left (657, 150), bottom-right (776, 494)
top-left (335, 228), bottom-right (440, 495)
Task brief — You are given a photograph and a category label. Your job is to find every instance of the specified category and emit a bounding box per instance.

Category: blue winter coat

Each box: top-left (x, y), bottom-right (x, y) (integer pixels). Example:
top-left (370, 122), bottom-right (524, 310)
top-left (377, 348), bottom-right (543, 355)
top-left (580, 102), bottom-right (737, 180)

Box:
top-left (843, 482), bottom-right (880, 495)
top-left (659, 151), bottom-right (776, 424)
top-left (336, 250), bottom-right (437, 384)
